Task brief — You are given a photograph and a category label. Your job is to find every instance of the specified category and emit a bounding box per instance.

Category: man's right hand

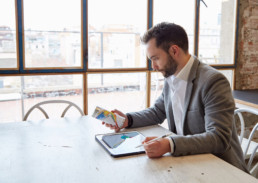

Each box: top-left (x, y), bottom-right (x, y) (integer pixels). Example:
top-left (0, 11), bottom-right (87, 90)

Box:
top-left (102, 109), bottom-right (128, 132)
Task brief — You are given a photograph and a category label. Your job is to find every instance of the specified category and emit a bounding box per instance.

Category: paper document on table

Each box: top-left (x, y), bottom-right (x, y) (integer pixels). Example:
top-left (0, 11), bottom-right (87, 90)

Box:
top-left (92, 106), bottom-right (125, 128)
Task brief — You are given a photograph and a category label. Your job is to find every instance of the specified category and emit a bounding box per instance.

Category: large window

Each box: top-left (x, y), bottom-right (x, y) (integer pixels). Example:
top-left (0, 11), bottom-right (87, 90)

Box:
top-left (0, 0), bottom-right (238, 123)
top-left (153, 0), bottom-right (195, 55)
top-left (24, 0), bottom-right (82, 68)
top-left (0, 76), bottom-right (21, 122)
top-left (88, 72), bottom-right (147, 114)
top-left (0, 0), bottom-right (17, 69)
top-left (199, 0), bottom-right (237, 65)
top-left (0, 74), bottom-right (83, 122)
top-left (88, 0), bottom-right (147, 69)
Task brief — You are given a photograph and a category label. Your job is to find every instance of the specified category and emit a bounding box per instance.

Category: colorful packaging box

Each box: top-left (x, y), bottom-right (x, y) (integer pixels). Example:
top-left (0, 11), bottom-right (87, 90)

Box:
top-left (92, 106), bottom-right (125, 128)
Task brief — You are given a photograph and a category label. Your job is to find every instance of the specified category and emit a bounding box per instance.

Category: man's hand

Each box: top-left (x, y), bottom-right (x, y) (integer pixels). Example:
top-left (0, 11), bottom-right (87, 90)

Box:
top-left (143, 137), bottom-right (171, 158)
top-left (102, 109), bottom-right (128, 132)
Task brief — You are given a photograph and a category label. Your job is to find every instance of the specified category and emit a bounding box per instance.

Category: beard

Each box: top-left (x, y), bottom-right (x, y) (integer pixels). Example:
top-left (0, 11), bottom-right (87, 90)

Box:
top-left (160, 54), bottom-right (178, 78)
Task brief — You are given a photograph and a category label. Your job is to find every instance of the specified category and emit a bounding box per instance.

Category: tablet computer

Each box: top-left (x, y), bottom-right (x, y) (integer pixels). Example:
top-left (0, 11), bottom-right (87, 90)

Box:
top-left (95, 131), bottom-right (145, 157)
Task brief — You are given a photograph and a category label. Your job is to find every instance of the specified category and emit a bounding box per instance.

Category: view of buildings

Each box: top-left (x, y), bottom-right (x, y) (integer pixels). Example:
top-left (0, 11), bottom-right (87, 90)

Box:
top-left (0, 26), bottom-right (17, 68)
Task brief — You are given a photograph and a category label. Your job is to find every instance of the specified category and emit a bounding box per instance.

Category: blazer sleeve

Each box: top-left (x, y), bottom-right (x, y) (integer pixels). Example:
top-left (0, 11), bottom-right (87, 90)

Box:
top-left (127, 87), bottom-right (167, 128)
top-left (172, 73), bottom-right (235, 156)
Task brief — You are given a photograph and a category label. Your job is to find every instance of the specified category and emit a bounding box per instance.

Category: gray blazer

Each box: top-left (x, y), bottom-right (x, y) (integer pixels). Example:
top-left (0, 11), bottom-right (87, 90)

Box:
top-left (128, 57), bottom-right (248, 173)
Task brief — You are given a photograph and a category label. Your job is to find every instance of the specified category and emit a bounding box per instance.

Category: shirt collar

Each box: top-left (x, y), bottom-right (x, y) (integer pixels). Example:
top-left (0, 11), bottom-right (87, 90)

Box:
top-left (176, 55), bottom-right (194, 81)
top-left (166, 55), bottom-right (194, 81)
top-left (166, 55), bottom-right (194, 90)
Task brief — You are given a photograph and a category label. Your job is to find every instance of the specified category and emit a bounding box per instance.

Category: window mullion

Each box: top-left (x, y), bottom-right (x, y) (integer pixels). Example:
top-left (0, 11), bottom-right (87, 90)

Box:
top-left (194, 0), bottom-right (200, 57)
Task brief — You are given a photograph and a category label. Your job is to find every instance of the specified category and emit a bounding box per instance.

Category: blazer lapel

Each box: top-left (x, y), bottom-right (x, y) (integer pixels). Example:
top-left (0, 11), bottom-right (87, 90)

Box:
top-left (182, 57), bottom-right (199, 134)
top-left (165, 80), bottom-right (177, 133)
top-left (168, 98), bottom-right (177, 133)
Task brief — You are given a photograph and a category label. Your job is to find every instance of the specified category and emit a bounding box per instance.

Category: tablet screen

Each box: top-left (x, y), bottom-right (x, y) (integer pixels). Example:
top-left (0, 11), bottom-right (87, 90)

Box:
top-left (95, 131), bottom-right (145, 157)
top-left (102, 131), bottom-right (139, 149)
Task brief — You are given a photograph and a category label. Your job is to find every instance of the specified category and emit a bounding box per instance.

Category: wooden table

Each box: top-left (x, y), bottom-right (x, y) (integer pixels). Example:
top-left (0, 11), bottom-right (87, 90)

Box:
top-left (0, 116), bottom-right (257, 183)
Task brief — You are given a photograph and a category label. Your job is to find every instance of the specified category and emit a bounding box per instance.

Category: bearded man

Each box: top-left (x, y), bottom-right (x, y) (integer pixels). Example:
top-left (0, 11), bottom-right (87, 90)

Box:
top-left (103, 22), bottom-right (248, 173)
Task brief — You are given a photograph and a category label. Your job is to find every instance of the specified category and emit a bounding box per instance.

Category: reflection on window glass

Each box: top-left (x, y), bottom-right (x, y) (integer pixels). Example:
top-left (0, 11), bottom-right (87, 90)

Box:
top-left (153, 0), bottom-right (195, 55)
top-left (0, 0), bottom-right (17, 68)
top-left (88, 0), bottom-right (147, 69)
top-left (199, 0), bottom-right (236, 65)
top-left (24, 0), bottom-right (81, 68)
top-left (88, 72), bottom-right (146, 114)
top-left (218, 69), bottom-right (233, 88)
top-left (0, 74), bottom-right (83, 122)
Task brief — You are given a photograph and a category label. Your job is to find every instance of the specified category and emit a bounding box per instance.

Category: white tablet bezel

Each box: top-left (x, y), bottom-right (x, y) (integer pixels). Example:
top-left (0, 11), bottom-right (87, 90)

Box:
top-left (95, 131), bottom-right (145, 157)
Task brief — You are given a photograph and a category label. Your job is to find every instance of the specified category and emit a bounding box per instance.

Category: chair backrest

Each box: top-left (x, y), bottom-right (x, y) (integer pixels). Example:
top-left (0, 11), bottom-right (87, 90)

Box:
top-left (234, 108), bottom-right (258, 144)
top-left (245, 124), bottom-right (258, 175)
top-left (234, 108), bottom-right (258, 174)
top-left (23, 100), bottom-right (84, 121)
top-left (247, 142), bottom-right (258, 172)
top-left (244, 123), bottom-right (258, 157)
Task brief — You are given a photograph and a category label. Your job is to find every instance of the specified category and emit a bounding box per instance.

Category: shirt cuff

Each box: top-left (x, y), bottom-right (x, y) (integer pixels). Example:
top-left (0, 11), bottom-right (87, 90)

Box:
top-left (166, 137), bottom-right (174, 153)
top-left (125, 113), bottom-right (133, 128)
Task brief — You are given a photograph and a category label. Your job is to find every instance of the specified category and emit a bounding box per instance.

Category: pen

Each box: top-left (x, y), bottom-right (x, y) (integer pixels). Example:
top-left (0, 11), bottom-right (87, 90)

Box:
top-left (135, 133), bottom-right (173, 148)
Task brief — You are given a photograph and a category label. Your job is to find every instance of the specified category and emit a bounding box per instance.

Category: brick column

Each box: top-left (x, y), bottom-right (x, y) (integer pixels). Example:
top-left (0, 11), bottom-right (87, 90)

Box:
top-left (236, 0), bottom-right (258, 90)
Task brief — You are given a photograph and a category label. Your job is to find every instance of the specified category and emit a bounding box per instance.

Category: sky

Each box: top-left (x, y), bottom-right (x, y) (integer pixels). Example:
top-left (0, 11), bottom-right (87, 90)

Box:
top-left (23, 0), bottom-right (81, 31)
top-left (88, 0), bottom-right (147, 31)
top-left (0, 0), bottom-right (16, 28)
top-left (0, 0), bottom-right (232, 33)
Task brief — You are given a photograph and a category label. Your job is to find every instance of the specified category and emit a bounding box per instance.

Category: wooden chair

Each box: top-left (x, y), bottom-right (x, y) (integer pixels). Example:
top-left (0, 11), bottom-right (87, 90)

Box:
top-left (23, 100), bottom-right (84, 121)
top-left (234, 108), bottom-right (258, 176)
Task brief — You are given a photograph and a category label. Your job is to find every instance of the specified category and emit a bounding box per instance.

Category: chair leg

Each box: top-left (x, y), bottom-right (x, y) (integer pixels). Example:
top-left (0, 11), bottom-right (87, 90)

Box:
top-left (250, 163), bottom-right (258, 178)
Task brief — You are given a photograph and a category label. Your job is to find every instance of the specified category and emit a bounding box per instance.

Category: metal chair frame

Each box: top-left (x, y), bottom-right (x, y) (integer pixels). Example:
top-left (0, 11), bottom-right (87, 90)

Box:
top-left (234, 108), bottom-right (258, 175)
top-left (23, 100), bottom-right (84, 121)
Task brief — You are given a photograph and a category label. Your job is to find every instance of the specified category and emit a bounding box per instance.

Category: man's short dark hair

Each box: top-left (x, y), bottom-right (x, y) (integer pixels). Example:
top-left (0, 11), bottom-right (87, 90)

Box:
top-left (141, 22), bottom-right (189, 53)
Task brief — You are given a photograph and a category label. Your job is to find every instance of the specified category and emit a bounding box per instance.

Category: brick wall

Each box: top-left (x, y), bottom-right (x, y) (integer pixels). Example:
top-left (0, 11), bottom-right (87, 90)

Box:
top-left (235, 0), bottom-right (258, 90)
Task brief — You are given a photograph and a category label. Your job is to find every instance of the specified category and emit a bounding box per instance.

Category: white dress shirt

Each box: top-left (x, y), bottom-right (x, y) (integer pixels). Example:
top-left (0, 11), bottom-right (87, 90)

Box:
top-left (166, 55), bottom-right (194, 153)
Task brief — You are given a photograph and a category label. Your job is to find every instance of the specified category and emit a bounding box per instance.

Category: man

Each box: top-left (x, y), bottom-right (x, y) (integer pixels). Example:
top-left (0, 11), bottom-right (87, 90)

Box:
top-left (103, 22), bottom-right (248, 173)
